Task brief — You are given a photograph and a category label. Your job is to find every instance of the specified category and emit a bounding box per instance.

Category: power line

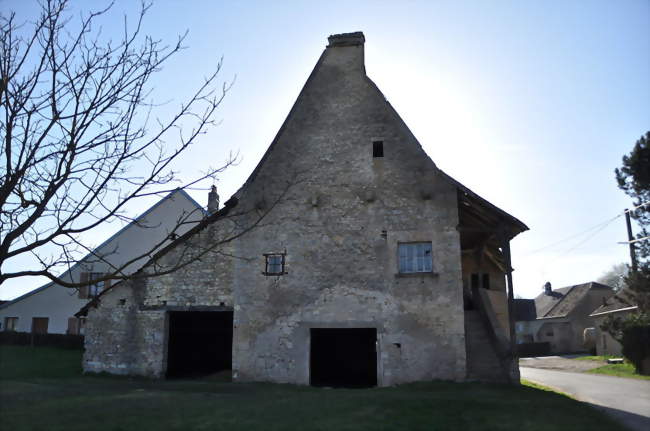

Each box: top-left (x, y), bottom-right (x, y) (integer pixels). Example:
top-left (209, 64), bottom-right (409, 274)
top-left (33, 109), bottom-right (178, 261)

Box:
top-left (530, 201), bottom-right (648, 286)
top-left (525, 201), bottom-right (649, 256)
top-left (525, 213), bottom-right (622, 255)
top-left (558, 219), bottom-right (617, 257)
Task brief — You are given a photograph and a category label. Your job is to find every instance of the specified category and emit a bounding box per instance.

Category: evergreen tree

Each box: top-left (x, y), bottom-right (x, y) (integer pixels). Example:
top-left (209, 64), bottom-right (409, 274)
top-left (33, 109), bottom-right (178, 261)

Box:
top-left (616, 132), bottom-right (650, 264)
top-left (603, 132), bottom-right (650, 374)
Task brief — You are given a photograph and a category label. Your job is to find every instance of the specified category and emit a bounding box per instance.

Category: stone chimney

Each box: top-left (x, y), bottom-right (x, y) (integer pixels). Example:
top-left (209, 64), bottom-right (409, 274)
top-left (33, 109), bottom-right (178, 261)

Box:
top-left (324, 32), bottom-right (366, 75)
top-left (207, 185), bottom-right (219, 214)
top-left (327, 32), bottom-right (365, 47)
top-left (544, 281), bottom-right (552, 295)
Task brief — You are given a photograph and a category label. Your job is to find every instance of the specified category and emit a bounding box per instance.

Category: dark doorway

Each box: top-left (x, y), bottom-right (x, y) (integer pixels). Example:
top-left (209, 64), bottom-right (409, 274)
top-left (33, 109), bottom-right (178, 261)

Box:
top-left (166, 311), bottom-right (233, 378)
top-left (310, 328), bottom-right (377, 388)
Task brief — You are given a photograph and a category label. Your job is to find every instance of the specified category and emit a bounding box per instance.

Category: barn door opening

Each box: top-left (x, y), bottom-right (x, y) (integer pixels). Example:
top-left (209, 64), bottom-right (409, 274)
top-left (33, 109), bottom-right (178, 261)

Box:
top-left (310, 328), bottom-right (377, 388)
top-left (166, 311), bottom-right (233, 378)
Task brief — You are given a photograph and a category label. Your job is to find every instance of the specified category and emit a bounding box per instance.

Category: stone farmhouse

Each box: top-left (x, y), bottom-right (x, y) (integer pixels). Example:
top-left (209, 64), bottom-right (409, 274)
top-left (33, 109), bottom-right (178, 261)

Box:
top-left (81, 32), bottom-right (528, 387)
top-left (522, 281), bottom-right (614, 354)
top-left (0, 189), bottom-right (204, 335)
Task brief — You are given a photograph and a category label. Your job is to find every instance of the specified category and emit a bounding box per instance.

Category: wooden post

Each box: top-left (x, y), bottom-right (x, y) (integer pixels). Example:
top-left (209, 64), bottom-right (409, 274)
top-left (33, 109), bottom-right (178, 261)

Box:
top-left (500, 226), bottom-right (518, 383)
top-left (502, 242), bottom-right (516, 352)
top-left (625, 209), bottom-right (638, 272)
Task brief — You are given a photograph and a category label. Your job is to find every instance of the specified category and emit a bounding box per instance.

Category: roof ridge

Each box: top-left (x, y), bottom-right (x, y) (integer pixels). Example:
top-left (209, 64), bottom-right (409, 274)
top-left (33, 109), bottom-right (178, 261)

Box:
top-left (0, 189), bottom-right (201, 307)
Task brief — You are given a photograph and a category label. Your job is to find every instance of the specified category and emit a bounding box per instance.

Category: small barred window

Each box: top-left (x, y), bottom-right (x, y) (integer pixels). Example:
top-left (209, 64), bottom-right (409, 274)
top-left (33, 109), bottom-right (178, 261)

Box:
top-left (264, 253), bottom-right (286, 276)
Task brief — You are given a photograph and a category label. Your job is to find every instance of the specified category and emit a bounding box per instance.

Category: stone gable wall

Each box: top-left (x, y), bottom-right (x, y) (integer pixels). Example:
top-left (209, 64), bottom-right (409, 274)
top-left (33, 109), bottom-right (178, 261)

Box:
top-left (84, 39), bottom-right (467, 384)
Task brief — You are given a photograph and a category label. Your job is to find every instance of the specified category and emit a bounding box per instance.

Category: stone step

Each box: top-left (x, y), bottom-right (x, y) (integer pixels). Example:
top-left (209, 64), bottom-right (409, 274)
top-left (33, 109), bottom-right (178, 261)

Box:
top-left (464, 311), bottom-right (509, 383)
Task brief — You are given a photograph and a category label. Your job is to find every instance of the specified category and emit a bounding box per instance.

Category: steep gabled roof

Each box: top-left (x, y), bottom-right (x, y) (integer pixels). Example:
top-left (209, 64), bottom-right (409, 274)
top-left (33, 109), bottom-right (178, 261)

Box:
top-left (441, 170), bottom-right (528, 239)
top-left (534, 282), bottom-right (612, 319)
top-left (0, 189), bottom-right (204, 310)
top-left (77, 32), bottom-right (529, 316)
top-left (75, 196), bottom-right (238, 317)
top-left (233, 32), bottom-right (527, 239)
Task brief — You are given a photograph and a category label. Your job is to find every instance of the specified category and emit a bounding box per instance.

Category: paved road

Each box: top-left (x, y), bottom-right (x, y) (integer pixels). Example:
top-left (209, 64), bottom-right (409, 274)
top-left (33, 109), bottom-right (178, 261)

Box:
top-left (519, 355), bottom-right (604, 372)
top-left (520, 367), bottom-right (650, 431)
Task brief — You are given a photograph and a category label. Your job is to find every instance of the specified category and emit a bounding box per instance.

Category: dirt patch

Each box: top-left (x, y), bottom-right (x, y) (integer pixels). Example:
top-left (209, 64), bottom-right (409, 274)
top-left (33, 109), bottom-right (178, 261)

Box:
top-left (519, 356), bottom-right (604, 373)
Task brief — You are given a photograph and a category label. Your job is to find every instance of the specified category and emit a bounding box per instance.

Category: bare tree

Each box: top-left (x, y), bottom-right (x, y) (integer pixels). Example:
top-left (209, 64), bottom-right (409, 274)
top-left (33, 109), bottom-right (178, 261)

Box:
top-left (0, 0), bottom-right (236, 288)
top-left (596, 263), bottom-right (629, 291)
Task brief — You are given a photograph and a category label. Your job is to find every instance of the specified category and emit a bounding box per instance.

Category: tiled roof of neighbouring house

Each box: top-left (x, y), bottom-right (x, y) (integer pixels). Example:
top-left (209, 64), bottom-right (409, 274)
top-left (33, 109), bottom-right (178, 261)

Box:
top-left (590, 288), bottom-right (638, 316)
top-left (534, 282), bottom-right (613, 319)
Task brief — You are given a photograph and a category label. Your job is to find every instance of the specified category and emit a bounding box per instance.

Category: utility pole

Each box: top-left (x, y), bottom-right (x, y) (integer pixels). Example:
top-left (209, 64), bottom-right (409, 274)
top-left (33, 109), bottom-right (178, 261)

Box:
top-left (625, 208), bottom-right (638, 272)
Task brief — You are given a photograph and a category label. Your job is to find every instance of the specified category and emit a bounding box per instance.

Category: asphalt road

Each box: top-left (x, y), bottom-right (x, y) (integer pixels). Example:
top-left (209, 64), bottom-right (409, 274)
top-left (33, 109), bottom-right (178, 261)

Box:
top-left (520, 367), bottom-right (650, 431)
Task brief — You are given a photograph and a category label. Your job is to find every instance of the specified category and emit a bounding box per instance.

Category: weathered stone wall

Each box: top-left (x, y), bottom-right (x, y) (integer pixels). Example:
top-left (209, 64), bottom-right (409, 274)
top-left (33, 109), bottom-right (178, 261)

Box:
top-left (535, 320), bottom-right (573, 353)
top-left (83, 228), bottom-right (236, 377)
top-left (593, 313), bottom-right (627, 356)
top-left (565, 288), bottom-right (614, 352)
top-left (482, 289), bottom-right (510, 338)
top-left (85, 35), bottom-right (468, 385)
top-left (226, 40), bottom-right (465, 385)
top-left (84, 278), bottom-right (167, 376)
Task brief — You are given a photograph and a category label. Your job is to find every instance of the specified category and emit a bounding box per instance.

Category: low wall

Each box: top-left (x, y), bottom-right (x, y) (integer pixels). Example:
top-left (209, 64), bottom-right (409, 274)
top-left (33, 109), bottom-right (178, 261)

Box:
top-left (0, 331), bottom-right (84, 350)
top-left (516, 342), bottom-right (551, 358)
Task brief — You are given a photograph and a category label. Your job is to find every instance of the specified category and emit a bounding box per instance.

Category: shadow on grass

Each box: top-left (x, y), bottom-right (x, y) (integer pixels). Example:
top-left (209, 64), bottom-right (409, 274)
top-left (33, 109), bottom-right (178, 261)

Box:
top-left (584, 402), bottom-right (650, 431)
top-left (0, 346), bottom-right (632, 431)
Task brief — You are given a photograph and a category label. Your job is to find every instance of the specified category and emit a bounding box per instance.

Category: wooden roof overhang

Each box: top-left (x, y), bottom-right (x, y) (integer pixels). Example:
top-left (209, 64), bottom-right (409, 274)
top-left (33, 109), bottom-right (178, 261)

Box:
top-left (438, 170), bottom-right (529, 271)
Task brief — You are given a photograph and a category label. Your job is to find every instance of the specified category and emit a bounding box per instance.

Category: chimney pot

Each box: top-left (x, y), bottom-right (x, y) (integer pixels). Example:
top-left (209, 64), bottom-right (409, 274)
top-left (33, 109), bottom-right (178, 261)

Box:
top-left (208, 185), bottom-right (219, 214)
top-left (544, 281), bottom-right (552, 295)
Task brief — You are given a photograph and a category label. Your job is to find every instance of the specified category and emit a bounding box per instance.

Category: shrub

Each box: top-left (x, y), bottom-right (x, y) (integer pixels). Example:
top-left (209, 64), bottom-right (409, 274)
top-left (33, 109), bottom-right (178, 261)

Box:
top-left (621, 324), bottom-right (650, 375)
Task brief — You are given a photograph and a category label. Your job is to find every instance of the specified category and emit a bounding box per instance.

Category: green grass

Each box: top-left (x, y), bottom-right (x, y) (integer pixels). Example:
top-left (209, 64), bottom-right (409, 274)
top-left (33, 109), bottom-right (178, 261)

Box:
top-left (573, 355), bottom-right (617, 361)
top-left (0, 345), bottom-right (629, 431)
top-left (0, 345), bottom-right (82, 379)
top-left (587, 362), bottom-right (650, 380)
top-left (569, 354), bottom-right (650, 380)
top-left (520, 379), bottom-right (575, 398)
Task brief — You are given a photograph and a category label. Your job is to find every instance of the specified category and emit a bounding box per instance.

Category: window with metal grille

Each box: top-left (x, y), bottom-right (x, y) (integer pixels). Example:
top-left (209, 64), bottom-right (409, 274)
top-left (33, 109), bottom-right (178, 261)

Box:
top-left (264, 253), bottom-right (286, 276)
top-left (398, 242), bottom-right (432, 273)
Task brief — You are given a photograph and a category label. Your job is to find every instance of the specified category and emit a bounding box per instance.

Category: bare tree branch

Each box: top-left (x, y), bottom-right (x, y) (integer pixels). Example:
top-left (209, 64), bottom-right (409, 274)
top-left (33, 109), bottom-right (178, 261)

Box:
top-left (0, 0), bottom-right (249, 289)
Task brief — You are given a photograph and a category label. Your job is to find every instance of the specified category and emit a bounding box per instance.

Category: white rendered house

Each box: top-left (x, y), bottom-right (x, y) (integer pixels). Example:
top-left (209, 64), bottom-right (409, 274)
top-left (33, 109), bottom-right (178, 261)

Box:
top-left (0, 189), bottom-right (207, 335)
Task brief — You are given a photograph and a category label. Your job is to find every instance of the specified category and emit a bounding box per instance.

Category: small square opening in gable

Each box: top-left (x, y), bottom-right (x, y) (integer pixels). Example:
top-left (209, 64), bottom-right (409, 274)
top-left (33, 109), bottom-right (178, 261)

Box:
top-left (372, 141), bottom-right (384, 158)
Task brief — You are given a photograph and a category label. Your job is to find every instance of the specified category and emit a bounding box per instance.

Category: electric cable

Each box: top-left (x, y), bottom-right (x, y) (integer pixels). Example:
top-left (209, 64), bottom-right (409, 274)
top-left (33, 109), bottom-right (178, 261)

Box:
top-left (525, 213), bottom-right (622, 256)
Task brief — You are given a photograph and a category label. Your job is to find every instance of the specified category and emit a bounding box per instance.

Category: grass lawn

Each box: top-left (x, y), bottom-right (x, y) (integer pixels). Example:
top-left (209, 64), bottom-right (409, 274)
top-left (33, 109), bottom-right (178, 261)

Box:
top-left (588, 362), bottom-right (650, 380)
top-left (0, 345), bottom-right (629, 431)
top-left (571, 354), bottom-right (650, 380)
top-left (573, 355), bottom-right (617, 361)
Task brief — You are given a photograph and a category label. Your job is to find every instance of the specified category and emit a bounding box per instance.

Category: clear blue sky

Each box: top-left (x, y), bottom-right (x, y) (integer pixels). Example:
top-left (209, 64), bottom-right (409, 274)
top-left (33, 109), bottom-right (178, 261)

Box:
top-left (2, 0), bottom-right (649, 300)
